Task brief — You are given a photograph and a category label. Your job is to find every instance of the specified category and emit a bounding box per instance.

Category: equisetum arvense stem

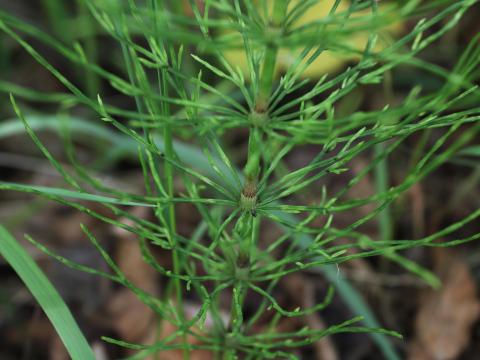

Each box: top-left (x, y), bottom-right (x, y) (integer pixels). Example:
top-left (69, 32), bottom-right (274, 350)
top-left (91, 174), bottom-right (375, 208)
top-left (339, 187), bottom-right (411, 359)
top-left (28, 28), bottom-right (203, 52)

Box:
top-left (227, 1), bottom-right (289, 359)
top-left (255, 0), bottom-right (288, 111)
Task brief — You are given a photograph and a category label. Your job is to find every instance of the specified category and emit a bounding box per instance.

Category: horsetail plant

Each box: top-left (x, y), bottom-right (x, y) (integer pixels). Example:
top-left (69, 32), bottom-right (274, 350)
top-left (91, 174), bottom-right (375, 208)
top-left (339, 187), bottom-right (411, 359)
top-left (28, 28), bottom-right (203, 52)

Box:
top-left (1, 0), bottom-right (480, 359)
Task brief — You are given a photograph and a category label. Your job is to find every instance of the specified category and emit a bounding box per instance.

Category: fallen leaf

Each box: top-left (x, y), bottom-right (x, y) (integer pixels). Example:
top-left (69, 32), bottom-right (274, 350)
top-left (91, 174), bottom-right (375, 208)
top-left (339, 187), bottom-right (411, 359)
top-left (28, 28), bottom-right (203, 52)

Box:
top-left (139, 304), bottom-right (214, 360)
top-left (109, 210), bottom-right (214, 359)
top-left (109, 211), bottom-right (159, 343)
top-left (282, 274), bottom-right (338, 360)
top-left (408, 250), bottom-right (480, 360)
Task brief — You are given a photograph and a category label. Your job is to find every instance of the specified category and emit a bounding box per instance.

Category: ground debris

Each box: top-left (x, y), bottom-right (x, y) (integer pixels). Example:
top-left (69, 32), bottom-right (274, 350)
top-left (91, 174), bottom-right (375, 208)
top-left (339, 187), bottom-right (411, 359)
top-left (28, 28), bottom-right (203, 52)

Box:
top-left (408, 250), bottom-right (480, 360)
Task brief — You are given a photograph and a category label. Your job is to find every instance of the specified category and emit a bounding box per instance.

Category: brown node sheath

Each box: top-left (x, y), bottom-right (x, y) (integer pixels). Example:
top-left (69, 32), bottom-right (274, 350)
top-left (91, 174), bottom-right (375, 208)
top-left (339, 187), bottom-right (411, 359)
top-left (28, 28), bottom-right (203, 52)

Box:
top-left (240, 178), bottom-right (257, 212)
top-left (242, 179), bottom-right (257, 198)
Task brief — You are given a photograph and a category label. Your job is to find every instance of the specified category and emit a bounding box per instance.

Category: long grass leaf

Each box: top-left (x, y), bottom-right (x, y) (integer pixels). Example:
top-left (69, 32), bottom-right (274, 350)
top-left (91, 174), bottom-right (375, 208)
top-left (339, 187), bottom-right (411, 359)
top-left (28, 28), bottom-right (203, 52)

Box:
top-left (0, 225), bottom-right (95, 360)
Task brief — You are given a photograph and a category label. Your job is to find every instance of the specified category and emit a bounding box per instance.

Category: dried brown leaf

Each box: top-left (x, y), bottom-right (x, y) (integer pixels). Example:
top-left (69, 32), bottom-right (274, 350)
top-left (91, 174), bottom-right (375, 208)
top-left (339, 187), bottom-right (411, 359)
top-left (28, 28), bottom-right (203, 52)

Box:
top-left (409, 251), bottom-right (480, 360)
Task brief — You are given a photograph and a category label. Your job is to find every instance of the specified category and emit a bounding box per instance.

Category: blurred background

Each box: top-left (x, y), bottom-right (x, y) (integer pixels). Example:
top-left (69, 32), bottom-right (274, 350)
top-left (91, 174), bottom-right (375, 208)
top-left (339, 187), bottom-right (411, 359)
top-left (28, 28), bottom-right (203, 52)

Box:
top-left (1, 1), bottom-right (480, 359)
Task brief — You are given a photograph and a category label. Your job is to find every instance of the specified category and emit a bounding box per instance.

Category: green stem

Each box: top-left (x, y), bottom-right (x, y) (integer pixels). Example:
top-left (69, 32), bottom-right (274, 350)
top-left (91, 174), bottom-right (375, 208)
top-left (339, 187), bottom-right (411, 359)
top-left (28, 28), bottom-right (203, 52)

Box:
top-left (163, 132), bottom-right (182, 311)
top-left (160, 47), bottom-right (188, 360)
top-left (149, 0), bottom-right (186, 355)
top-left (76, 0), bottom-right (100, 99)
top-left (41, 0), bottom-right (70, 43)
top-left (232, 5), bottom-right (289, 356)
top-left (254, 0), bottom-right (288, 111)
top-left (256, 46), bottom-right (278, 111)
top-left (376, 70), bottom-right (394, 244)
top-left (374, 143), bottom-right (393, 241)
top-left (272, 0), bottom-right (289, 25)
top-left (243, 128), bottom-right (262, 181)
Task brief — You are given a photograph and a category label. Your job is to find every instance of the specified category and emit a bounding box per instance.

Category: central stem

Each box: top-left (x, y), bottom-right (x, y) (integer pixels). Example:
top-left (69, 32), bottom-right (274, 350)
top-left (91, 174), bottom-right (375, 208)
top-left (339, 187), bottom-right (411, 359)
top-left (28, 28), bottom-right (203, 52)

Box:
top-left (160, 73), bottom-right (188, 360)
top-left (255, 0), bottom-right (288, 112)
top-left (225, 1), bottom-right (289, 359)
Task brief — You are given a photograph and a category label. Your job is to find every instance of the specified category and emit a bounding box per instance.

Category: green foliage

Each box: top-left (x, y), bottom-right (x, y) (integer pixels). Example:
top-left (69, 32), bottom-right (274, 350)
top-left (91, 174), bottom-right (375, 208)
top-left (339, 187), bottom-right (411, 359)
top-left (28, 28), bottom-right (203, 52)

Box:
top-left (0, 225), bottom-right (96, 360)
top-left (1, 0), bottom-right (479, 359)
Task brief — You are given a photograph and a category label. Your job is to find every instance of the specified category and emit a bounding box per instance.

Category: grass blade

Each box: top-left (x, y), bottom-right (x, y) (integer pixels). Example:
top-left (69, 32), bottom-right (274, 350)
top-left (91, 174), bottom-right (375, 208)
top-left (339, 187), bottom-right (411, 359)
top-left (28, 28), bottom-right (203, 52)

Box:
top-left (0, 225), bottom-right (95, 360)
